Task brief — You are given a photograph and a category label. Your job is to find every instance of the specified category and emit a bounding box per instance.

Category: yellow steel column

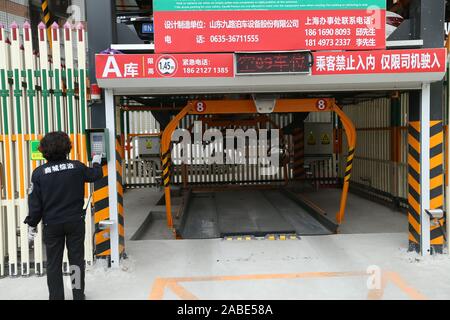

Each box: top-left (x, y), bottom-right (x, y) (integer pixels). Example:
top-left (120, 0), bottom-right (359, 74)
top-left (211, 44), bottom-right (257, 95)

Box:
top-left (161, 105), bottom-right (192, 228)
top-left (332, 104), bottom-right (357, 225)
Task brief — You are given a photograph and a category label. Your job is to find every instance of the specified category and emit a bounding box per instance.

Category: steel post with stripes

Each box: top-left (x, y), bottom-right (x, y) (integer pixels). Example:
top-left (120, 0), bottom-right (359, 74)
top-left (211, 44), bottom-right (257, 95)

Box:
top-left (116, 139), bottom-right (125, 255)
top-left (428, 82), bottom-right (445, 253)
top-left (93, 138), bottom-right (125, 264)
top-left (408, 91), bottom-right (422, 253)
top-left (93, 165), bottom-right (110, 258)
top-left (408, 84), bottom-right (445, 256)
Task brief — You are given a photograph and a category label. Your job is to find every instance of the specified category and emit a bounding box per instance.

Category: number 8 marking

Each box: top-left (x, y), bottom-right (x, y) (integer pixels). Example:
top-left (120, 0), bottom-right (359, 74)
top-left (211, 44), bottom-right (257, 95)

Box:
top-left (196, 101), bottom-right (206, 113)
top-left (316, 99), bottom-right (327, 111)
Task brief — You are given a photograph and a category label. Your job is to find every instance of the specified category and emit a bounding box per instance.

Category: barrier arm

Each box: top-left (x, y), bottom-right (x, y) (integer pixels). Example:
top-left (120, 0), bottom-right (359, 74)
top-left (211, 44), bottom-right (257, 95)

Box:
top-left (332, 103), bottom-right (357, 225)
top-left (161, 104), bottom-right (192, 228)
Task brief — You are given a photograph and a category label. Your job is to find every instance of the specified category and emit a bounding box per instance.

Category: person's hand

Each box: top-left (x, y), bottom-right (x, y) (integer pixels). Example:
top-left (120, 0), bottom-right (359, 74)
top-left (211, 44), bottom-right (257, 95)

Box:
top-left (92, 154), bottom-right (102, 165)
top-left (28, 226), bottom-right (37, 243)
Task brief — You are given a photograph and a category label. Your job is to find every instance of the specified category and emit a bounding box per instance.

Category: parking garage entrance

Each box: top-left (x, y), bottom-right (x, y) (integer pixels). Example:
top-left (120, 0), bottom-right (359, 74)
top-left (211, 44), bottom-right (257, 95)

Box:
top-left (94, 46), bottom-right (448, 267)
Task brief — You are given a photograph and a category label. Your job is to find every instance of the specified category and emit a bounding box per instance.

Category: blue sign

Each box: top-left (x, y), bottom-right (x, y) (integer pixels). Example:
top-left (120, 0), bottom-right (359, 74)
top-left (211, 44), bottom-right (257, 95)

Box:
top-left (142, 23), bottom-right (154, 34)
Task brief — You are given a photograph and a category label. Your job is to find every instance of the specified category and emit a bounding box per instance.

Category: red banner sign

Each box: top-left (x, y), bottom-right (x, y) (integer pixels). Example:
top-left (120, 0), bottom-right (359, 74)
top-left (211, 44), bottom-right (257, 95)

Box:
top-left (154, 10), bottom-right (386, 53)
top-left (95, 54), bottom-right (234, 79)
top-left (312, 48), bottom-right (447, 75)
top-left (96, 49), bottom-right (447, 80)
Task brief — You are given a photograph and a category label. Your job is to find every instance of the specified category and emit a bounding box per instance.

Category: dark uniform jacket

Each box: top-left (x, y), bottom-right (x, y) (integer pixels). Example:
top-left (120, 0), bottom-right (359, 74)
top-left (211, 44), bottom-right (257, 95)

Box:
top-left (24, 160), bottom-right (103, 227)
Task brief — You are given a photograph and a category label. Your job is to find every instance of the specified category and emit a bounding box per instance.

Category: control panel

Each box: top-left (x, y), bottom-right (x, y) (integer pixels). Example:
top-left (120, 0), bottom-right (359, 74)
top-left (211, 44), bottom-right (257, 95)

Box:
top-left (86, 128), bottom-right (109, 163)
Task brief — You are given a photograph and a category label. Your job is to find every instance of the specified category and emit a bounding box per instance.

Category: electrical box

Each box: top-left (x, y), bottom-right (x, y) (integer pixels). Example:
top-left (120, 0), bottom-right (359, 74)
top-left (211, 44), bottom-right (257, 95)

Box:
top-left (86, 128), bottom-right (110, 163)
top-left (137, 135), bottom-right (161, 158)
top-left (136, 135), bottom-right (163, 188)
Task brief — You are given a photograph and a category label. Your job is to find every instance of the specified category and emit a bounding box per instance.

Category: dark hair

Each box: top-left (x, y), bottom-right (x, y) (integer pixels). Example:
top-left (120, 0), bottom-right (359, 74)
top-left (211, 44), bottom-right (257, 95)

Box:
top-left (38, 131), bottom-right (72, 161)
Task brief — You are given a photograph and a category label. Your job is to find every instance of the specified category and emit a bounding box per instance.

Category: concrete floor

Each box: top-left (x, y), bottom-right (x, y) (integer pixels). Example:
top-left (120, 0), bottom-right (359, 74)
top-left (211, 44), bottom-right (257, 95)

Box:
top-left (1, 187), bottom-right (445, 300)
top-left (123, 187), bottom-right (180, 240)
top-left (303, 189), bottom-right (406, 234)
top-left (1, 233), bottom-right (449, 300)
top-left (123, 188), bottom-right (165, 240)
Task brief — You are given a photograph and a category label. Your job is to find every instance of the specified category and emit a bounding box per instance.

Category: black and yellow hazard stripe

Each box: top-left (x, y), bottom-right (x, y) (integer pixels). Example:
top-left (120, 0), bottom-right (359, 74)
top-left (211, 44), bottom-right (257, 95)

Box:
top-left (41, 0), bottom-right (55, 47)
top-left (429, 121), bottom-right (444, 253)
top-left (293, 128), bottom-right (305, 179)
top-left (116, 138), bottom-right (125, 256)
top-left (93, 139), bottom-right (126, 259)
top-left (162, 149), bottom-right (171, 187)
top-left (93, 165), bottom-right (111, 257)
top-left (408, 121), bottom-right (421, 252)
top-left (344, 148), bottom-right (355, 182)
top-left (41, 0), bottom-right (53, 28)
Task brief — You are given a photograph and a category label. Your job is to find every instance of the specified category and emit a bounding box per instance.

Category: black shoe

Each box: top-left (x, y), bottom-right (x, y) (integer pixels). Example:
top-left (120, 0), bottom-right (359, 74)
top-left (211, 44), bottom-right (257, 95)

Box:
top-left (74, 294), bottom-right (86, 300)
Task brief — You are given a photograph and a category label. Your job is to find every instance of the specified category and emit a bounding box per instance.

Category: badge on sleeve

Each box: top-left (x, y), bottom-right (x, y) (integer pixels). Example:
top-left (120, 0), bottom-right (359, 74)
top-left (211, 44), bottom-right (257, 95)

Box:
top-left (28, 183), bottom-right (34, 195)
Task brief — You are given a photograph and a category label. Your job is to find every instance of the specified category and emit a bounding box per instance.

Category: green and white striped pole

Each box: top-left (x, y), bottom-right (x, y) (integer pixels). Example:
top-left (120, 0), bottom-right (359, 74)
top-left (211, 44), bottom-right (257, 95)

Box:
top-left (0, 22), bottom-right (10, 278)
top-left (77, 22), bottom-right (88, 161)
top-left (50, 22), bottom-right (63, 132)
top-left (64, 22), bottom-right (77, 160)
top-left (23, 21), bottom-right (44, 276)
top-left (38, 22), bottom-right (51, 134)
top-left (10, 22), bottom-right (27, 277)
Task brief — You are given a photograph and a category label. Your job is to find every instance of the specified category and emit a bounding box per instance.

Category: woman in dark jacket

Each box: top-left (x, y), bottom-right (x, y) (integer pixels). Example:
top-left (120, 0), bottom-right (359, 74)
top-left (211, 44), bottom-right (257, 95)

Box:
top-left (24, 131), bottom-right (103, 300)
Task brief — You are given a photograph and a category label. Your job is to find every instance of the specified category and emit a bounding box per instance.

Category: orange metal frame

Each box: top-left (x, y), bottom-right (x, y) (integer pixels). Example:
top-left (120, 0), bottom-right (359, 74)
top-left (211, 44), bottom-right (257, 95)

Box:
top-left (160, 98), bottom-right (357, 230)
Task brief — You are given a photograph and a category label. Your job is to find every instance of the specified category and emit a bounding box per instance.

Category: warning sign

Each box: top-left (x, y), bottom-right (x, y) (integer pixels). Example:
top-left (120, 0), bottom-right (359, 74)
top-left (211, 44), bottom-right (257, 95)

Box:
top-left (304, 123), bottom-right (333, 156)
top-left (30, 140), bottom-right (45, 161)
top-left (321, 133), bottom-right (331, 145)
top-left (145, 139), bottom-right (153, 150)
top-left (307, 132), bottom-right (316, 145)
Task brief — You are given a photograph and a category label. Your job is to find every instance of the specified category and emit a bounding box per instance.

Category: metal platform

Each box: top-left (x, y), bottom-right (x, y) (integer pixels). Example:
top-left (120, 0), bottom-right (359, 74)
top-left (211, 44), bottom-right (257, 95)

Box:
top-left (175, 188), bottom-right (338, 239)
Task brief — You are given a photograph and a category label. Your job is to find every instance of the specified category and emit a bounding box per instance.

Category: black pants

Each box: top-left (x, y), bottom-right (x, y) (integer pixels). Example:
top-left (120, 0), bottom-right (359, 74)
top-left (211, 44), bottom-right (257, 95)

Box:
top-left (43, 220), bottom-right (85, 300)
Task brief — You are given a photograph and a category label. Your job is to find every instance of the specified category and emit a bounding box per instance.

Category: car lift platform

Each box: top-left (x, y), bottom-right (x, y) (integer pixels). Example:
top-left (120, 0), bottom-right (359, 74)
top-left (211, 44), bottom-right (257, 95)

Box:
top-left (174, 186), bottom-right (338, 239)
